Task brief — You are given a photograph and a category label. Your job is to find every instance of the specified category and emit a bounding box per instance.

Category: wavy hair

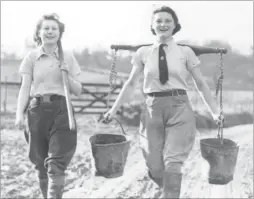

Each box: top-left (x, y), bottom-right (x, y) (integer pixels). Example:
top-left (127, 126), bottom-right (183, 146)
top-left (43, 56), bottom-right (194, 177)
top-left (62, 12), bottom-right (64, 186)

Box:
top-left (151, 6), bottom-right (181, 36)
top-left (33, 13), bottom-right (65, 46)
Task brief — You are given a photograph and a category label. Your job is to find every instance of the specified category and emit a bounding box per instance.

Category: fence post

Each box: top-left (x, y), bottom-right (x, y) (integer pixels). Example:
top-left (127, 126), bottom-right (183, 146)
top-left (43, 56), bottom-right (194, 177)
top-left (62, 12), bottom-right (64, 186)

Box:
top-left (3, 76), bottom-right (7, 113)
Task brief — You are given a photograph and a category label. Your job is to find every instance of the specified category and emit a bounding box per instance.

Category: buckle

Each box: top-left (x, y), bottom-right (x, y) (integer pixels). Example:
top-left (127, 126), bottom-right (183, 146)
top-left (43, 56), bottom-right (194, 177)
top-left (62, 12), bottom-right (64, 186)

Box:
top-left (35, 94), bottom-right (52, 102)
top-left (43, 95), bottom-right (52, 102)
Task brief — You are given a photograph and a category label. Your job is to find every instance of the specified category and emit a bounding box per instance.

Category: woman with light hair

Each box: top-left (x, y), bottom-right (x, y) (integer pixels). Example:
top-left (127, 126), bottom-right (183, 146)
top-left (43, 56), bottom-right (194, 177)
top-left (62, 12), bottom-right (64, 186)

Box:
top-left (15, 13), bottom-right (82, 199)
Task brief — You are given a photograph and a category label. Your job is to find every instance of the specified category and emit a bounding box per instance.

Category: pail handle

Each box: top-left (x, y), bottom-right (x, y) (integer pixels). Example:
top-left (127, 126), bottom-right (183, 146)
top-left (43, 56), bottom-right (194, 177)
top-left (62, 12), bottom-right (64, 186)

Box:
top-left (98, 114), bottom-right (127, 135)
top-left (113, 118), bottom-right (127, 135)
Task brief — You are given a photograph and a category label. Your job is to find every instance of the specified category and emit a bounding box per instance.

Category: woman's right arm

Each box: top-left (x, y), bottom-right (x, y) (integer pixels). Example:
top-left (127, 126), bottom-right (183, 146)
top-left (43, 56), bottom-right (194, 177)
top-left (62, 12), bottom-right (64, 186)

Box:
top-left (15, 51), bottom-right (34, 128)
top-left (16, 52), bottom-right (34, 117)
top-left (109, 65), bottom-right (143, 114)
top-left (16, 74), bottom-right (32, 116)
top-left (104, 47), bottom-right (144, 120)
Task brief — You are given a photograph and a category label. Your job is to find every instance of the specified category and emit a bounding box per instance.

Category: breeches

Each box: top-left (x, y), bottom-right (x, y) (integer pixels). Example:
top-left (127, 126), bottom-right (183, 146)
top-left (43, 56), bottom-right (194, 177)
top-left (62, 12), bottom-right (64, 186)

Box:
top-left (24, 97), bottom-right (77, 180)
top-left (139, 94), bottom-right (196, 180)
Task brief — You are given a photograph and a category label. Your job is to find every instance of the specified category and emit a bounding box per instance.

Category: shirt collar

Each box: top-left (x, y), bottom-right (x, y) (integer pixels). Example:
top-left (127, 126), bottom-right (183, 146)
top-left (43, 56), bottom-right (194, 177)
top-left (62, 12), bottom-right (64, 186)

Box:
top-left (152, 37), bottom-right (176, 49)
top-left (35, 46), bottom-right (59, 60)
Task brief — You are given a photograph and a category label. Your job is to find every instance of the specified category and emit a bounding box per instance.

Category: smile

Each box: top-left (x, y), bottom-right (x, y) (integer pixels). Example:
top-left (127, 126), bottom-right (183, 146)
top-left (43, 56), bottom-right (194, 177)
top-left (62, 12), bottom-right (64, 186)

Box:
top-left (159, 30), bottom-right (169, 33)
top-left (159, 28), bottom-right (169, 31)
top-left (45, 36), bottom-right (56, 39)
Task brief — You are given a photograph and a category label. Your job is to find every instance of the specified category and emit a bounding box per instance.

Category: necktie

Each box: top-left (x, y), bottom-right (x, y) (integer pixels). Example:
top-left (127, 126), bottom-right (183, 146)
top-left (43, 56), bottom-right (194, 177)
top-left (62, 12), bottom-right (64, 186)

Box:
top-left (158, 44), bottom-right (168, 84)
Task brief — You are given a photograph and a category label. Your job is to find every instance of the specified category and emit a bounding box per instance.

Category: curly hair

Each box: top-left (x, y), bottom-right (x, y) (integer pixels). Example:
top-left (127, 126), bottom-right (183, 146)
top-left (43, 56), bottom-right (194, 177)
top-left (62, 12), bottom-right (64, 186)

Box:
top-left (33, 13), bottom-right (65, 46)
top-left (151, 6), bottom-right (181, 36)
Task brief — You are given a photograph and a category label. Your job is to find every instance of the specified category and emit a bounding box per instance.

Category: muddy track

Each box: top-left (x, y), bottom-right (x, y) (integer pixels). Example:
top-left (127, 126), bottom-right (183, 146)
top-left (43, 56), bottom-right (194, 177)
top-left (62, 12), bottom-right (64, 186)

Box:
top-left (1, 116), bottom-right (252, 198)
top-left (64, 124), bottom-right (253, 198)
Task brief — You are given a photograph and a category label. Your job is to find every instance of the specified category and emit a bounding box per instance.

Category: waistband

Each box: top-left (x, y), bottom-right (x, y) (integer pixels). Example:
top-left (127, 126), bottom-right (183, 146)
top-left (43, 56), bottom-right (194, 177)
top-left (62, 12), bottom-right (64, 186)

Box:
top-left (33, 94), bottom-right (65, 103)
top-left (147, 89), bottom-right (187, 97)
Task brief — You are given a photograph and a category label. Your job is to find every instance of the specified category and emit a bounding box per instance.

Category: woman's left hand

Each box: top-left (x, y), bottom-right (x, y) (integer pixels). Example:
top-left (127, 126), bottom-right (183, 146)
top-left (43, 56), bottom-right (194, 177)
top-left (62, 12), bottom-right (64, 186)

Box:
top-left (212, 113), bottom-right (225, 126)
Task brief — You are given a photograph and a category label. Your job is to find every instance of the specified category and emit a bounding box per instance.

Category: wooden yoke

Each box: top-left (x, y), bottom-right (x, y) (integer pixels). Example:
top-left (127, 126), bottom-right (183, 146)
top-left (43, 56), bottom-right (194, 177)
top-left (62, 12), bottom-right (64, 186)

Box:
top-left (110, 43), bottom-right (227, 56)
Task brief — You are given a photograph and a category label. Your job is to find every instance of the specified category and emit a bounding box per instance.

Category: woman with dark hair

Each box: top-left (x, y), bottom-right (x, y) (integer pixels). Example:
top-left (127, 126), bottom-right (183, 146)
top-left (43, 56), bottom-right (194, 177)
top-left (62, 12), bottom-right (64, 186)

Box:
top-left (15, 13), bottom-right (82, 199)
top-left (104, 6), bottom-right (222, 198)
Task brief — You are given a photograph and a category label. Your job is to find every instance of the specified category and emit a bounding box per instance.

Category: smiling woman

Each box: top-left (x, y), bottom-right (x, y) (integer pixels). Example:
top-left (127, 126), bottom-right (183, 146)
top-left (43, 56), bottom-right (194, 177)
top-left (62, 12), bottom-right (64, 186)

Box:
top-left (103, 5), bottom-right (224, 199)
top-left (14, 13), bottom-right (82, 199)
top-left (33, 13), bottom-right (64, 46)
top-left (150, 6), bottom-right (181, 38)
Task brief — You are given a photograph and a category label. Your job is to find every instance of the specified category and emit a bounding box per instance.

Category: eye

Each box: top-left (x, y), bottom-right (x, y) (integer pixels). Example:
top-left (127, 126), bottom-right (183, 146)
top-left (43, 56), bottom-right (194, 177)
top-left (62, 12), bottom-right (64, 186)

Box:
top-left (156, 19), bottom-right (162, 23)
top-left (165, 19), bottom-right (173, 23)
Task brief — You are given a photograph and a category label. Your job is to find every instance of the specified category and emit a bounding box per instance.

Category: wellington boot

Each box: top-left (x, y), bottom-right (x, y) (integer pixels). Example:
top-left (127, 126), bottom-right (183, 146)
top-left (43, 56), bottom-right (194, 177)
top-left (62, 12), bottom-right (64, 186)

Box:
top-left (47, 175), bottom-right (65, 199)
top-left (161, 172), bottom-right (182, 198)
top-left (39, 178), bottom-right (48, 199)
top-left (148, 170), bottom-right (163, 188)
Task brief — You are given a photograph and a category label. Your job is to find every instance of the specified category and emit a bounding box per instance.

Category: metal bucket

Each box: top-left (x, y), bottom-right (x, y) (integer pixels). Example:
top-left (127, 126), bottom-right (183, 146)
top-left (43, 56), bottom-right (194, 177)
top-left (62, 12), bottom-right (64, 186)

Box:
top-left (200, 137), bottom-right (239, 185)
top-left (89, 119), bottom-right (131, 178)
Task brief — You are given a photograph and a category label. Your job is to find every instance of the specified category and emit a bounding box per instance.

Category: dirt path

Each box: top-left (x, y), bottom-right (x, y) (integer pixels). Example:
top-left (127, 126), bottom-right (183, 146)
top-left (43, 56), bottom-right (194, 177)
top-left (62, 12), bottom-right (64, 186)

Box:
top-left (64, 124), bottom-right (253, 199)
top-left (1, 113), bottom-right (252, 198)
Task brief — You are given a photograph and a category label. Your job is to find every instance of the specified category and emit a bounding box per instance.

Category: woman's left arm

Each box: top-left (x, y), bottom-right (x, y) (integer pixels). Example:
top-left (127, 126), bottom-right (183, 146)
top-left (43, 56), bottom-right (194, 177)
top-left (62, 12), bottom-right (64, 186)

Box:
top-left (184, 46), bottom-right (221, 122)
top-left (190, 67), bottom-right (220, 120)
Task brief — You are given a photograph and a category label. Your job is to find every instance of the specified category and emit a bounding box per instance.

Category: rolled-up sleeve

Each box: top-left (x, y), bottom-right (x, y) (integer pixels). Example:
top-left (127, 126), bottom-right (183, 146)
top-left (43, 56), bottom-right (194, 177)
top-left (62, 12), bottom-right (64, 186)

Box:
top-left (185, 47), bottom-right (201, 72)
top-left (131, 47), bottom-right (145, 69)
top-left (19, 52), bottom-right (33, 76)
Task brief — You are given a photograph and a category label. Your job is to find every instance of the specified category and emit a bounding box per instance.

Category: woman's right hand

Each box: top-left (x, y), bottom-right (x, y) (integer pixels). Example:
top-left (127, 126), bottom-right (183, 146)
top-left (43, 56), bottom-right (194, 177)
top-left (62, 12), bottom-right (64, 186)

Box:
top-left (103, 109), bottom-right (117, 123)
top-left (15, 113), bottom-right (25, 130)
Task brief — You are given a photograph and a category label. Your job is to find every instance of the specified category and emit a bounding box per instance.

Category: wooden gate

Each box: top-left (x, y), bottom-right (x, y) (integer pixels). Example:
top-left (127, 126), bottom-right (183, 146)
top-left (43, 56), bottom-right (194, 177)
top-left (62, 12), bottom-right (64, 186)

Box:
top-left (0, 81), bottom-right (124, 115)
top-left (72, 82), bottom-right (123, 115)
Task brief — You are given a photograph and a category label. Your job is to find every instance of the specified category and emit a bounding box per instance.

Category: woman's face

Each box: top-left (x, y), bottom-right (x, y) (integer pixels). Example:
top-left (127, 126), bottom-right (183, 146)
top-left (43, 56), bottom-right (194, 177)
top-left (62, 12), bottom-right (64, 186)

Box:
top-left (152, 12), bottom-right (176, 39)
top-left (39, 19), bottom-right (60, 45)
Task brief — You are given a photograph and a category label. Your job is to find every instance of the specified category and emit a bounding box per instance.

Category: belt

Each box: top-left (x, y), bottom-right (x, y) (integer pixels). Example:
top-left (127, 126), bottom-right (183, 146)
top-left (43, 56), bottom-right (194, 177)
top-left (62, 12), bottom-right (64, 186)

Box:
top-left (34, 94), bottom-right (65, 103)
top-left (147, 89), bottom-right (187, 97)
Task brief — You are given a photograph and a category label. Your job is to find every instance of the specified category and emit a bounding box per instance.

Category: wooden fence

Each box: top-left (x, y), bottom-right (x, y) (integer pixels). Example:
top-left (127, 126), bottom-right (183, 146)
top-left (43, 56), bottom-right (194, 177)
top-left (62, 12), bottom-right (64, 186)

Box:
top-left (72, 82), bottom-right (123, 114)
top-left (0, 81), bottom-right (123, 115)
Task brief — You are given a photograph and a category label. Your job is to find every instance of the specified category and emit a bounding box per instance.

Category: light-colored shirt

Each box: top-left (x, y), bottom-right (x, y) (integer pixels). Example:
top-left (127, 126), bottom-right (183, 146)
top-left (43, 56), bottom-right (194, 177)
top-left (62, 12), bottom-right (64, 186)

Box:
top-left (19, 46), bottom-right (81, 97)
top-left (131, 39), bottom-right (200, 93)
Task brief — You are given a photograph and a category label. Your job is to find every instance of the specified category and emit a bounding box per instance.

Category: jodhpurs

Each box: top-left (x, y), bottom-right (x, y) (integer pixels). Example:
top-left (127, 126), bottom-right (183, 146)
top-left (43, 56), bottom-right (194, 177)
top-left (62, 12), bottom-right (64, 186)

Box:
top-left (24, 96), bottom-right (77, 181)
top-left (139, 94), bottom-right (196, 181)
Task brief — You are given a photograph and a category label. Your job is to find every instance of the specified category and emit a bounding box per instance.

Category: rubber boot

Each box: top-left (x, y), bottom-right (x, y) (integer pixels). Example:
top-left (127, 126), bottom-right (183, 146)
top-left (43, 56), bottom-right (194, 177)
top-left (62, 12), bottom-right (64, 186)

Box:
top-left (148, 170), bottom-right (163, 188)
top-left (39, 178), bottom-right (48, 199)
top-left (47, 175), bottom-right (65, 199)
top-left (161, 172), bottom-right (182, 199)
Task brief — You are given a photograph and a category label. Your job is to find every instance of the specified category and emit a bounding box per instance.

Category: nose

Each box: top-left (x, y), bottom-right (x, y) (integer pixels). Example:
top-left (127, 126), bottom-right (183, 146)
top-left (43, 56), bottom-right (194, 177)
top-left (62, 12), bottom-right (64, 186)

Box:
top-left (47, 28), bottom-right (53, 34)
top-left (160, 21), bottom-right (167, 27)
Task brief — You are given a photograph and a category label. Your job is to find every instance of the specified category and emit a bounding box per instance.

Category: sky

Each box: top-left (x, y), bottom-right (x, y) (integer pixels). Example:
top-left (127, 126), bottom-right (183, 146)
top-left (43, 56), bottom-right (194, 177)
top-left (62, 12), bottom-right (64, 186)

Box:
top-left (1, 1), bottom-right (253, 56)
